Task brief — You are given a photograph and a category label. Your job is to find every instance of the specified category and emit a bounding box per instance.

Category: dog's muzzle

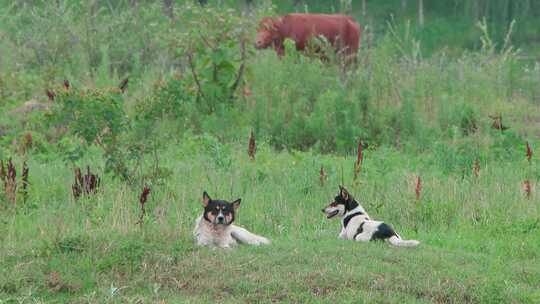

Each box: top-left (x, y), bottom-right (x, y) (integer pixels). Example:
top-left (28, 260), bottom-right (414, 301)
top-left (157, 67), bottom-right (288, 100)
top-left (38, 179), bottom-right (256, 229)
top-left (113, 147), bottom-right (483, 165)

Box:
top-left (324, 210), bottom-right (339, 219)
top-left (217, 215), bottom-right (225, 224)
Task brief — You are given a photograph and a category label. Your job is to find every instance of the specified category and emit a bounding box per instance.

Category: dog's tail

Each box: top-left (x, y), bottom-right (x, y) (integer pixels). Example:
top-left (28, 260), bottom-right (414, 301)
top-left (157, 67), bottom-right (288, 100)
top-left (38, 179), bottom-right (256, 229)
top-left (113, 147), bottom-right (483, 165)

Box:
top-left (388, 235), bottom-right (420, 247)
top-left (231, 226), bottom-right (271, 246)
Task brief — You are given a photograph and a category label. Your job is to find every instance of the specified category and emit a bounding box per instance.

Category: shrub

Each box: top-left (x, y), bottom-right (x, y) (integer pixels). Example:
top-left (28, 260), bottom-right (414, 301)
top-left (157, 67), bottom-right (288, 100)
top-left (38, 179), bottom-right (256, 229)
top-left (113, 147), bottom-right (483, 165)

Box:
top-left (45, 86), bottom-right (131, 178)
top-left (44, 84), bottom-right (170, 183)
top-left (171, 3), bottom-right (256, 113)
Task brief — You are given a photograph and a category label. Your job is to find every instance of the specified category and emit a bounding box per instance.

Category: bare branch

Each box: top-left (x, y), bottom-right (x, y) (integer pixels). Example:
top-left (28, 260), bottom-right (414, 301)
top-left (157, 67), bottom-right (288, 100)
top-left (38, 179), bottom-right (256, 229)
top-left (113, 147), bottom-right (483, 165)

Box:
top-left (229, 39), bottom-right (246, 101)
top-left (186, 51), bottom-right (205, 102)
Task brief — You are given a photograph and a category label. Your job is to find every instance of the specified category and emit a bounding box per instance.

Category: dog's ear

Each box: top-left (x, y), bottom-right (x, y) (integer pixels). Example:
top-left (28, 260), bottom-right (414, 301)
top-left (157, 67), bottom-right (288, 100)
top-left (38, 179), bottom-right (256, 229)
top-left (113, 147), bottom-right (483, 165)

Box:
top-left (202, 191), bottom-right (211, 207)
top-left (232, 198), bottom-right (241, 211)
top-left (339, 185), bottom-right (349, 201)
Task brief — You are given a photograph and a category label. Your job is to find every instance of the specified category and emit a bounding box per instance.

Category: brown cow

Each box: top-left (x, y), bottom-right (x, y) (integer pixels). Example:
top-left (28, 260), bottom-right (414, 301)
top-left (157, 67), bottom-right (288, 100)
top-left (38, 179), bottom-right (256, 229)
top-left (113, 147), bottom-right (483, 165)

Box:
top-left (254, 13), bottom-right (361, 62)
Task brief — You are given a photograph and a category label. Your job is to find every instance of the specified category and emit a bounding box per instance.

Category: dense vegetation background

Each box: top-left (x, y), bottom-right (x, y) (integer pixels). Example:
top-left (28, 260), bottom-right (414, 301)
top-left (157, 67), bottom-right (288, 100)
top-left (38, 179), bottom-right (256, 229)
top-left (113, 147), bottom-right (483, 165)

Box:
top-left (0, 1), bottom-right (539, 303)
top-left (275, 0), bottom-right (540, 55)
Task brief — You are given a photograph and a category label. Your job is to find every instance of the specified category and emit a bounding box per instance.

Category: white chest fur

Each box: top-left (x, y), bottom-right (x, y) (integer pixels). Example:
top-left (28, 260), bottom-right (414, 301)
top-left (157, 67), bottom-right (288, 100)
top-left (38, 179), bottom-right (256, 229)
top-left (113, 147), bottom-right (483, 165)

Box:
top-left (193, 216), bottom-right (237, 248)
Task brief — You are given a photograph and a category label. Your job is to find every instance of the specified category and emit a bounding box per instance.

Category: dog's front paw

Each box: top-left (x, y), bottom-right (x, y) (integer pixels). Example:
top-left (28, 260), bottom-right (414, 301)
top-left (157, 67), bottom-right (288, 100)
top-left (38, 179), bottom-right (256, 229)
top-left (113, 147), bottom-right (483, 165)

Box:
top-left (196, 239), bottom-right (210, 247)
top-left (216, 242), bottom-right (235, 249)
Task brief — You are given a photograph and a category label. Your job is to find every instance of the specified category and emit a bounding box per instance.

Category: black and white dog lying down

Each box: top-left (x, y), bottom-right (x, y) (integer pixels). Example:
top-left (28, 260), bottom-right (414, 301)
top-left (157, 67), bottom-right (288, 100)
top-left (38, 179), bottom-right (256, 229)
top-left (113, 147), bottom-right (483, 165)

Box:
top-left (193, 191), bottom-right (270, 248)
top-left (322, 186), bottom-right (420, 247)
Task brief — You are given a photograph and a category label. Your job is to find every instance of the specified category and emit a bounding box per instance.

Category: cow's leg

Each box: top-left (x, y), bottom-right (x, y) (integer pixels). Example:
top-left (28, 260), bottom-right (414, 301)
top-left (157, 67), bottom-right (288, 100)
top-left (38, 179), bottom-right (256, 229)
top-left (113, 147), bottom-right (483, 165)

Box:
top-left (274, 40), bottom-right (285, 57)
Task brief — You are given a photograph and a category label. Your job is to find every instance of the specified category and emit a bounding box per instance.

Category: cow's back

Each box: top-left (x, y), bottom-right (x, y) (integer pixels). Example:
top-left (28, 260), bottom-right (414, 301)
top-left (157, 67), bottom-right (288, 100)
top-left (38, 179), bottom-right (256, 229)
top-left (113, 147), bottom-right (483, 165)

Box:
top-left (277, 13), bottom-right (360, 58)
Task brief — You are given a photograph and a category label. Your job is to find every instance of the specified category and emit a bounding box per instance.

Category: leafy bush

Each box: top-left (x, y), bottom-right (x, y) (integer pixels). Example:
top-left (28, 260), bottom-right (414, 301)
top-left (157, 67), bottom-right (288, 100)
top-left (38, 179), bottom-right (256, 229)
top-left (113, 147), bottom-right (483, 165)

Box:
top-left (171, 4), bottom-right (256, 113)
top-left (44, 85), bottom-right (171, 183)
top-left (45, 87), bottom-right (131, 177)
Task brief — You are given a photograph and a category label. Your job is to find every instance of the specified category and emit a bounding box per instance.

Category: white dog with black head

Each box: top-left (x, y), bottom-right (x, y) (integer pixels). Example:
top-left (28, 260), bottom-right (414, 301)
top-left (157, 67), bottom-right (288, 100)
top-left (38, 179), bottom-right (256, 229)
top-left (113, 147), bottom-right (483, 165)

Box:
top-left (193, 191), bottom-right (271, 248)
top-left (322, 186), bottom-right (420, 247)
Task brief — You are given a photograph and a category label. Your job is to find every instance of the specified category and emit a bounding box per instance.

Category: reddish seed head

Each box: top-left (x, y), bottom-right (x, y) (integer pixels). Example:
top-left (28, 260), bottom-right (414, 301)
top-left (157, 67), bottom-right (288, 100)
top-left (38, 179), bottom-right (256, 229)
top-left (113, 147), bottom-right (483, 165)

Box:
top-left (489, 114), bottom-right (509, 131)
top-left (243, 86), bottom-right (252, 97)
top-left (140, 185), bottom-right (151, 206)
top-left (72, 167), bottom-right (82, 199)
top-left (526, 141), bottom-right (533, 163)
top-left (353, 140), bottom-right (363, 181)
top-left (7, 159), bottom-right (16, 182)
top-left (248, 131), bottom-right (256, 160)
top-left (75, 167), bottom-right (83, 186)
top-left (46, 89), bottom-right (55, 101)
top-left (0, 160), bottom-right (5, 182)
top-left (319, 165), bottom-right (326, 186)
top-left (473, 159), bottom-right (480, 177)
top-left (21, 162), bottom-right (29, 185)
top-left (523, 180), bottom-right (531, 199)
top-left (72, 166), bottom-right (100, 200)
top-left (137, 185), bottom-right (151, 225)
top-left (21, 132), bottom-right (33, 154)
top-left (23, 132), bottom-right (33, 145)
top-left (4, 159), bottom-right (17, 204)
top-left (72, 184), bottom-right (81, 199)
top-left (21, 162), bottom-right (29, 202)
top-left (415, 176), bottom-right (422, 201)
top-left (356, 140), bottom-right (363, 166)
top-left (63, 79), bottom-right (70, 90)
top-left (119, 77), bottom-right (129, 93)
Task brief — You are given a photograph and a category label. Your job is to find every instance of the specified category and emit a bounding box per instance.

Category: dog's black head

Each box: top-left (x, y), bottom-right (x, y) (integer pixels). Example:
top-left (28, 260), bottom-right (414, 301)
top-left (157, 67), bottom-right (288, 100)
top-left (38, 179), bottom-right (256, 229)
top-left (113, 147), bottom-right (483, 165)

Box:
top-left (321, 185), bottom-right (359, 219)
top-left (201, 191), bottom-right (241, 226)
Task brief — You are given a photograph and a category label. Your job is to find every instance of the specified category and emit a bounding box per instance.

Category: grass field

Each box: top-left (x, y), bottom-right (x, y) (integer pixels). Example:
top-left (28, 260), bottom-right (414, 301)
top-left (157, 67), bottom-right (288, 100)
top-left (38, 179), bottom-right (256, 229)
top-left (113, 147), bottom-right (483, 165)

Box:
top-left (1, 139), bottom-right (539, 303)
top-left (1, 1), bottom-right (540, 303)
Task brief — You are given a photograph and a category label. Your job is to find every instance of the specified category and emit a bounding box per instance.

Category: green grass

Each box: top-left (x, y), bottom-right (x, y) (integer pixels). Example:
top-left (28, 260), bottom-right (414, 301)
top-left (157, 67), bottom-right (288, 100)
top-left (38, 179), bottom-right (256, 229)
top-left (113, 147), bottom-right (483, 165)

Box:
top-left (1, 1), bottom-right (540, 303)
top-left (4, 235), bottom-right (540, 303)
top-left (1, 140), bottom-right (539, 303)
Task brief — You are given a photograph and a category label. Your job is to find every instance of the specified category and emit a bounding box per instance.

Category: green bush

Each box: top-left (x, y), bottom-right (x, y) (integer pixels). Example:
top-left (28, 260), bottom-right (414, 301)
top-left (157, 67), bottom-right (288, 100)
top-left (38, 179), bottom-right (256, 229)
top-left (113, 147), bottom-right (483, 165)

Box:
top-left (43, 85), bottom-right (171, 183)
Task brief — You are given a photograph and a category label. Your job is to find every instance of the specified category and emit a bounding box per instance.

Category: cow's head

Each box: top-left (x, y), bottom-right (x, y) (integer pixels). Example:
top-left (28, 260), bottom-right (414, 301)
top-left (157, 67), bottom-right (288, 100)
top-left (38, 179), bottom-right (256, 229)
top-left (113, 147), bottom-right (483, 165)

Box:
top-left (255, 17), bottom-right (283, 49)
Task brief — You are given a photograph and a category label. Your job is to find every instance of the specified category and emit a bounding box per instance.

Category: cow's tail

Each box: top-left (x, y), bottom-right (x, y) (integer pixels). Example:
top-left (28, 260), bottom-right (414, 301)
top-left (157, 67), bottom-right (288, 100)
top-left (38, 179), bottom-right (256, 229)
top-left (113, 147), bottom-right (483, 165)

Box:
top-left (388, 235), bottom-right (420, 247)
top-left (230, 225), bottom-right (271, 246)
